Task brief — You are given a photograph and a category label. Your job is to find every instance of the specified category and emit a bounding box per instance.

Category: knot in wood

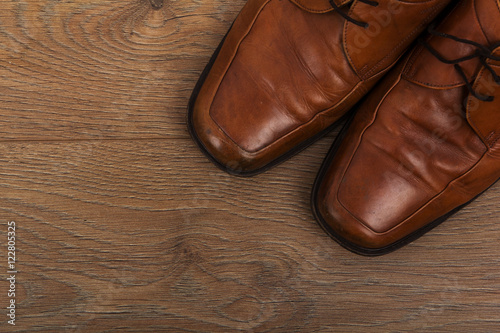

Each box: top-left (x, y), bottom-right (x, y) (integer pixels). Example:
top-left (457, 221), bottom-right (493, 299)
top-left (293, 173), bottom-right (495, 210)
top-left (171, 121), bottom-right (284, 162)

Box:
top-left (149, 0), bottom-right (164, 10)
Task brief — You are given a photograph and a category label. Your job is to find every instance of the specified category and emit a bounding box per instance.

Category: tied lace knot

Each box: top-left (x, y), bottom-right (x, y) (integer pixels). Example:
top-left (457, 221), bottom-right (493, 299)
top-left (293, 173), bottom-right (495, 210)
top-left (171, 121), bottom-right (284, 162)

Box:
top-left (421, 23), bottom-right (500, 102)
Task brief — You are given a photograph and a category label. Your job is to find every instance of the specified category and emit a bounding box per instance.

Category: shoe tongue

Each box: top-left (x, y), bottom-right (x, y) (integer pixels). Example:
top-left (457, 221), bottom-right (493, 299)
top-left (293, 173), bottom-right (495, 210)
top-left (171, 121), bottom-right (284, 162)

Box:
top-left (290, 0), bottom-right (347, 13)
top-left (404, 0), bottom-right (490, 87)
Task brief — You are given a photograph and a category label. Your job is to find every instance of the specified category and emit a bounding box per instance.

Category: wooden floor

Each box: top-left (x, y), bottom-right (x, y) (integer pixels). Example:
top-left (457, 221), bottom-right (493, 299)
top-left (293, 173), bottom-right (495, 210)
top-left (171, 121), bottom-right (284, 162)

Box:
top-left (0, 0), bottom-right (499, 331)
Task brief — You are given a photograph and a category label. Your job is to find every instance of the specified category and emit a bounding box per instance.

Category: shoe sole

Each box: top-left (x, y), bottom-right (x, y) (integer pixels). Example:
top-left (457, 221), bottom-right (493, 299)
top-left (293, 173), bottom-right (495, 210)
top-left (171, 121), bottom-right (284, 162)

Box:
top-left (311, 110), bottom-right (499, 256)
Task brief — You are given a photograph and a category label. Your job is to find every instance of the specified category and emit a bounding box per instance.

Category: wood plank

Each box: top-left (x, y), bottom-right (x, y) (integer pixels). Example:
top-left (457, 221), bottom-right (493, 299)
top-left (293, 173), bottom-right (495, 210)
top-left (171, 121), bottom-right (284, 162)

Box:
top-left (1, 0), bottom-right (500, 331)
top-left (0, 136), bottom-right (499, 332)
top-left (0, 0), bottom-right (245, 141)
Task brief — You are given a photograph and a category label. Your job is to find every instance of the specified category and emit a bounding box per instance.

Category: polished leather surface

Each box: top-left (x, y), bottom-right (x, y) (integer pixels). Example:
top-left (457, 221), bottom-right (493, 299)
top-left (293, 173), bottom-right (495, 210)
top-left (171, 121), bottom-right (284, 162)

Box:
top-left (314, 0), bottom-right (500, 252)
top-left (190, 0), bottom-right (451, 174)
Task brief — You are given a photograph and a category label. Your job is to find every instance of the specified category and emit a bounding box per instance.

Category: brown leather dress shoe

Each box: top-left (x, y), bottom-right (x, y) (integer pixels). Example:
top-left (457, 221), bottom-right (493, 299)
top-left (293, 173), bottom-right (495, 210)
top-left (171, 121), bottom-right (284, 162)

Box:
top-left (188, 0), bottom-right (452, 175)
top-left (312, 0), bottom-right (500, 255)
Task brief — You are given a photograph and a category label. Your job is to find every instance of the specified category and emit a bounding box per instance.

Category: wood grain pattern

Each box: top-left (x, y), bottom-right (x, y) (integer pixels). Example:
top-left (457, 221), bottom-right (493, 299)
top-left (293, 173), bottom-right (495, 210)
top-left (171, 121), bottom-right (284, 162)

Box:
top-left (0, 0), bottom-right (499, 332)
top-left (0, 0), bottom-right (239, 141)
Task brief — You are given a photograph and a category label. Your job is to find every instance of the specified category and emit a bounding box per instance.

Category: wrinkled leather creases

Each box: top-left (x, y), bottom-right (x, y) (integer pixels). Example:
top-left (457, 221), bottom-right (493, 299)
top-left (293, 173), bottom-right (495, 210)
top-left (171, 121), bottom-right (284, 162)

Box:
top-left (314, 0), bottom-right (500, 254)
top-left (189, 0), bottom-right (451, 174)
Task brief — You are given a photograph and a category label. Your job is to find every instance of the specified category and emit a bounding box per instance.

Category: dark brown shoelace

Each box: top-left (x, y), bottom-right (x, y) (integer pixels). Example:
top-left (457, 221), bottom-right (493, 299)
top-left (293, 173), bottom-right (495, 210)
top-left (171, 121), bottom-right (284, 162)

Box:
top-left (421, 23), bottom-right (500, 102)
top-left (328, 0), bottom-right (379, 28)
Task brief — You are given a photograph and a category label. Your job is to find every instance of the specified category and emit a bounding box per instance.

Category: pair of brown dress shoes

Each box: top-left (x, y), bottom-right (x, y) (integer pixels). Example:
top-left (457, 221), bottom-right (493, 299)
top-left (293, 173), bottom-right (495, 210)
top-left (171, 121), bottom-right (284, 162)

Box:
top-left (188, 0), bottom-right (500, 255)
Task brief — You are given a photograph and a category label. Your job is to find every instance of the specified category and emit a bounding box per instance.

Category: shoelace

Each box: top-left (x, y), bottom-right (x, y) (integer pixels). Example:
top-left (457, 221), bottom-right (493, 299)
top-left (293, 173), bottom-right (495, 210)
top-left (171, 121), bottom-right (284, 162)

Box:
top-left (421, 23), bottom-right (500, 102)
top-left (328, 0), bottom-right (379, 28)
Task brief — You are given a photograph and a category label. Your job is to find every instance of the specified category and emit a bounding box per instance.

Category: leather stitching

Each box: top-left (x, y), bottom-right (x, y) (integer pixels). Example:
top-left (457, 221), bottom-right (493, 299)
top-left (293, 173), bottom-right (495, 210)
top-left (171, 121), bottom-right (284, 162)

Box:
top-left (290, 0), bottom-right (349, 13)
top-left (473, 0), bottom-right (493, 46)
top-left (467, 66), bottom-right (490, 143)
top-left (372, 152), bottom-right (488, 237)
top-left (363, 5), bottom-right (441, 78)
top-left (210, 0), bottom-right (368, 155)
top-left (407, 80), bottom-right (465, 89)
top-left (342, 3), bottom-right (360, 78)
top-left (335, 73), bottom-right (404, 233)
top-left (491, 134), bottom-right (500, 147)
top-left (404, 43), bottom-right (467, 88)
top-left (467, 60), bottom-right (500, 146)
top-left (404, 1), bottom-right (492, 88)
top-left (404, 44), bottom-right (425, 80)
top-left (339, 127), bottom-right (489, 236)
top-left (486, 131), bottom-right (496, 142)
top-left (208, 0), bottom-right (276, 154)
top-left (402, 4), bottom-right (462, 87)
top-left (345, 1), bottom-right (442, 80)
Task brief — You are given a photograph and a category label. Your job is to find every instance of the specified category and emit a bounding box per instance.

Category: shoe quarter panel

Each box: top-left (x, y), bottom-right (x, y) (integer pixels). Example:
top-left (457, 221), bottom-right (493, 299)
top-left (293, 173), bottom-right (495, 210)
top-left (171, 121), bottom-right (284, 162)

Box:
top-left (344, 0), bottom-right (452, 80)
top-left (467, 59), bottom-right (500, 148)
top-left (404, 0), bottom-right (489, 87)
